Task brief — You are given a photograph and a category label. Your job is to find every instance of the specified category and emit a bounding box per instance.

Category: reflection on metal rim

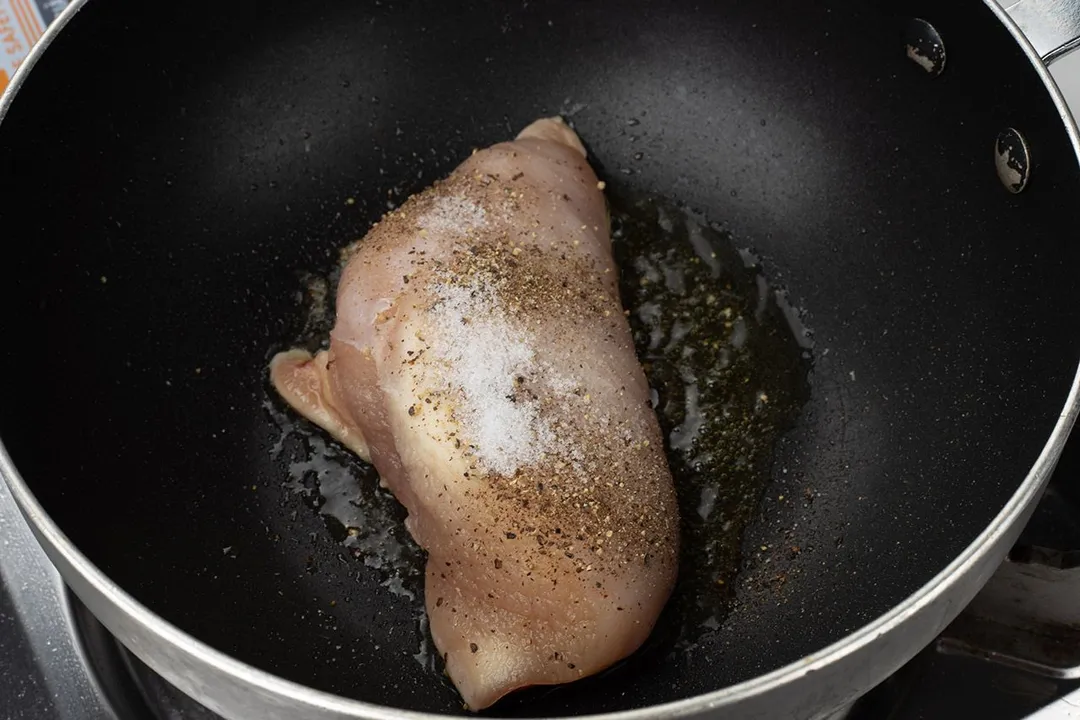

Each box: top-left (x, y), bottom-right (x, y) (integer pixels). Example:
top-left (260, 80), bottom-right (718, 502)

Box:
top-left (1, 1), bottom-right (1079, 719)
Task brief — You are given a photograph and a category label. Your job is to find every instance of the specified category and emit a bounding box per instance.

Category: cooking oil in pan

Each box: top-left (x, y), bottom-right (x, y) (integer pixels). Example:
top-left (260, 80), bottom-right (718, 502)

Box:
top-left (266, 404), bottom-right (424, 581)
top-left (267, 190), bottom-right (811, 667)
top-left (265, 399), bottom-right (437, 668)
top-left (607, 191), bottom-right (811, 649)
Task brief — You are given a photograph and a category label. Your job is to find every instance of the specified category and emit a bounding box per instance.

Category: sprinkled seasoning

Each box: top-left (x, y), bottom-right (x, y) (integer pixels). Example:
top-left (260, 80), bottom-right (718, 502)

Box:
top-left (427, 279), bottom-right (559, 476)
top-left (416, 195), bottom-right (488, 236)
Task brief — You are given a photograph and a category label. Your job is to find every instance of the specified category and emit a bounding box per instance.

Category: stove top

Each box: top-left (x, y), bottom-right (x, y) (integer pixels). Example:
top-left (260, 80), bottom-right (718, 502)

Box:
top-left (4, 2), bottom-right (1080, 719)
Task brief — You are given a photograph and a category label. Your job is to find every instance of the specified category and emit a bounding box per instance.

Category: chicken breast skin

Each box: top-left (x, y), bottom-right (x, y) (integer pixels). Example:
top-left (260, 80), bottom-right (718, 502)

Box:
top-left (270, 117), bottom-right (679, 710)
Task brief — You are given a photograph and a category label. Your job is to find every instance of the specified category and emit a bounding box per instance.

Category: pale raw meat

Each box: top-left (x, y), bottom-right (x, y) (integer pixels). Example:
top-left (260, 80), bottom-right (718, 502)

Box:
top-left (270, 117), bottom-right (679, 710)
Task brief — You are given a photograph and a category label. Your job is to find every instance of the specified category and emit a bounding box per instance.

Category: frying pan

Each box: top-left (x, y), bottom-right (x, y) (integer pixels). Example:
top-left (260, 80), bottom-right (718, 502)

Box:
top-left (2, 0), bottom-right (1080, 718)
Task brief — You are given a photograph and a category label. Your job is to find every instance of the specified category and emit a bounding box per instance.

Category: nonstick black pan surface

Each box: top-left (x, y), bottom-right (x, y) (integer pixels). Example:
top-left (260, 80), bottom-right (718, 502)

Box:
top-left (1, 0), bottom-right (1079, 715)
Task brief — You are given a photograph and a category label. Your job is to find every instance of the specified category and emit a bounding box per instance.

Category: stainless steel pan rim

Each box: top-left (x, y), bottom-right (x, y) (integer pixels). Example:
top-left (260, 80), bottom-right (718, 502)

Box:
top-left (2, 1), bottom-right (1079, 719)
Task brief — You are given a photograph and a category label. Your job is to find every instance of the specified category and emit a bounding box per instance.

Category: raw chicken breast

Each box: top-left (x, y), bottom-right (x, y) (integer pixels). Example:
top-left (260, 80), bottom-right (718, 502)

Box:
top-left (270, 117), bottom-right (679, 710)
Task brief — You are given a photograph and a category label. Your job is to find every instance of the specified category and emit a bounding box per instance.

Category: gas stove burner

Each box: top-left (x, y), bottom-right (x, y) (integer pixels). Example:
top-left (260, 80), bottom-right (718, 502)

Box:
top-left (938, 543), bottom-right (1080, 680)
top-left (69, 594), bottom-right (222, 720)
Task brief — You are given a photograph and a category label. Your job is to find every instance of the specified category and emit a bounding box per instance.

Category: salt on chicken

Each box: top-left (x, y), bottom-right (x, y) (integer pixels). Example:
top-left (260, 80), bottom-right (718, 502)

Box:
top-left (270, 117), bottom-right (679, 710)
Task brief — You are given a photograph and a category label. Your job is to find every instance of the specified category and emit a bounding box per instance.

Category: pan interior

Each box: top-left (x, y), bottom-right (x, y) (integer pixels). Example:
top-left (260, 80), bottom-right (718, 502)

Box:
top-left (1, 0), bottom-right (1078, 715)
